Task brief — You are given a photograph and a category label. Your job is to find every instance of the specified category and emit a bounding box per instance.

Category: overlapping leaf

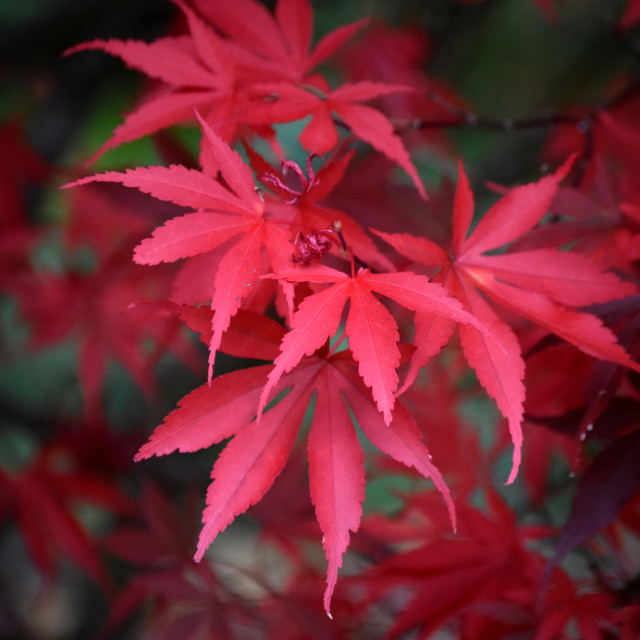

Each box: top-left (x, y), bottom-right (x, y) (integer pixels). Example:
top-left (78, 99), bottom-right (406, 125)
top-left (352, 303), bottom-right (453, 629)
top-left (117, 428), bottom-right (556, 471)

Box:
top-left (259, 263), bottom-right (488, 424)
top-left (68, 0), bottom-right (425, 198)
top-left (244, 80), bottom-right (426, 197)
top-left (136, 312), bottom-right (454, 616)
top-left (65, 115), bottom-right (296, 379)
top-left (354, 490), bottom-right (545, 640)
top-left (66, 0), bottom-right (370, 164)
top-left (374, 156), bottom-right (638, 482)
top-left (193, 0), bottom-right (368, 82)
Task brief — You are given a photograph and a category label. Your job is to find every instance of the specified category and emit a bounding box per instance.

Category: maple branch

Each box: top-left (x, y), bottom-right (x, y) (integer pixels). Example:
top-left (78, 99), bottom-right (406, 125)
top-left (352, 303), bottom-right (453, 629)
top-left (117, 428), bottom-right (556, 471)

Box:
top-left (401, 77), bottom-right (640, 134)
top-left (388, 75), bottom-right (640, 190)
top-left (438, 92), bottom-right (573, 130)
top-left (393, 99), bottom-right (580, 134)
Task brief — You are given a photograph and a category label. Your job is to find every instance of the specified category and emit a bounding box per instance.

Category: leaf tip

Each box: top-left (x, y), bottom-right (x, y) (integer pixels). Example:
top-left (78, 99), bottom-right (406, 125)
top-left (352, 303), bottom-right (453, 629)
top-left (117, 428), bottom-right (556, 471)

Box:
top-left (504, 444), bottom-right (522, 486)
top-left (193, 548), bottom-right (205, 563)
top-left (194, 525), bottom-right (213, 563)
top-left (449, 503), bottom-right (457, 534)
top-left (323, 576), bottom-right (337, 619)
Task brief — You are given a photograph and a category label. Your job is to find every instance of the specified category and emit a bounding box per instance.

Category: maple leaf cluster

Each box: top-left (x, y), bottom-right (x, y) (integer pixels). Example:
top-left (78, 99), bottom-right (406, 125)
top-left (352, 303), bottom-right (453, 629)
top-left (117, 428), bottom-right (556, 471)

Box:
top-left (2, 0), bottom-right (640, 637)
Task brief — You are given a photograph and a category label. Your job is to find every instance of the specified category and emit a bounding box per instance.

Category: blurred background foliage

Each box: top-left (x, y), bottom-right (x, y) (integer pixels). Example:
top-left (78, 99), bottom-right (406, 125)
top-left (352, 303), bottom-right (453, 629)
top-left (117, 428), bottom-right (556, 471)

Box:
top-left (0, 0), bottom-right (638, 638)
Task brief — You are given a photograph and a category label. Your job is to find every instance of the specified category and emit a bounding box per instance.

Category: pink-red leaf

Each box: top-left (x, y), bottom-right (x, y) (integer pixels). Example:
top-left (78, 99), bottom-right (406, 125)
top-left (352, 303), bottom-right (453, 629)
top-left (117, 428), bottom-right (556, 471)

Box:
top-left (208, 224), bottom-right (265, 379)
top-left (65, 165), bottom-right (256, 216)
top-left (466, 249), bottom-right (637, 306)
top-left (194, 372), bottom-right (314, 561)
top-left (480, 276), bottom-right (640, 371)
top-left (334, 101), bottom-right (426, 199)
top-left (308, 368), bottom-right (365, 616)
top-left (259, 275), bottom-right (351, 416)
top-left (133, 213), bottom-right (254, 265)
top-left (134, 365), bottom-right (273, 459)
top-left (460, 156), bottom-right (573, 256)
top-left (345, 282), bottom-right (400, 423)
top-left (275, 0), bottom-right (313, 64)
top-left (261, 266), bottom-right (484, 424)
top-left (454, 278), bottom-right (525, 484)
top-left (194, 110), bottom-right (261, 207)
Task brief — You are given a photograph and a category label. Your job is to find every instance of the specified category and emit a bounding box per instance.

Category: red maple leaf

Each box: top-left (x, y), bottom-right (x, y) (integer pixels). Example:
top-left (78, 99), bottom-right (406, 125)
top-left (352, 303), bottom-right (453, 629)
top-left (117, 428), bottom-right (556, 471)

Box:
top-left (243, 79), bottom-right (426, 198)
top-left (66, 0), bottom-right (367, 162)
top-left (101, 482), bottom-right (251, 638)
top-left (65, 113), bottom-right (300, 380)
top-left (192, 0), bottom-right (367, 83)
top-left (373, 156), bottom-right (639, 483)
top-left (516, 156), bottom-right (640, 272)
top-left (258, 261), bottom-right (487, 425)
top-left (135, 311), bottom-right (455, 616)
top-left (352, 490), bottom-right (550, 640)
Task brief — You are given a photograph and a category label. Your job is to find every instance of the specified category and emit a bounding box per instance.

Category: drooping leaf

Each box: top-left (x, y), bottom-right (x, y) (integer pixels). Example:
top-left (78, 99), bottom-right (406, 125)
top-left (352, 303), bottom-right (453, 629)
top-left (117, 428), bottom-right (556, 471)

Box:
top-left (137, 341), bottom-right (453, 616)
top-left (308, 368), bottom-right (365, 616)
top-left (194, 370), bottom-right (314, 562)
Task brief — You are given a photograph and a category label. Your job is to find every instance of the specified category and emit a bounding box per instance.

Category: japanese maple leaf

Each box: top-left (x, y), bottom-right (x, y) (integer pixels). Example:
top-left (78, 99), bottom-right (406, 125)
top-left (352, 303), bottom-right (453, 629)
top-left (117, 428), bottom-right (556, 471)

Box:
top-left (244, 79), bottom-right (427, 198)
top-left (8, 178), bottom-right (201, 421)
top-left (374, 156), bottom-right (639, 483)
top-left (101, 482), bottom-right (245, 637)
top-left (354, 490), bottom-right (547, 640)
top-left (136, 312), bottom-right (454, 616)
top-left (193, 0), bottom-right (367, 83)
top-left (546, 428), bottom-right (640, 582)
top-left (66, 0), bottom-right (367, 161)
top-left (258, 262), bottom-right (487, 425)
top-left (9, 252), bottom-right (194, 422)
top-left (65, 113), bottom-right (296, 380)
